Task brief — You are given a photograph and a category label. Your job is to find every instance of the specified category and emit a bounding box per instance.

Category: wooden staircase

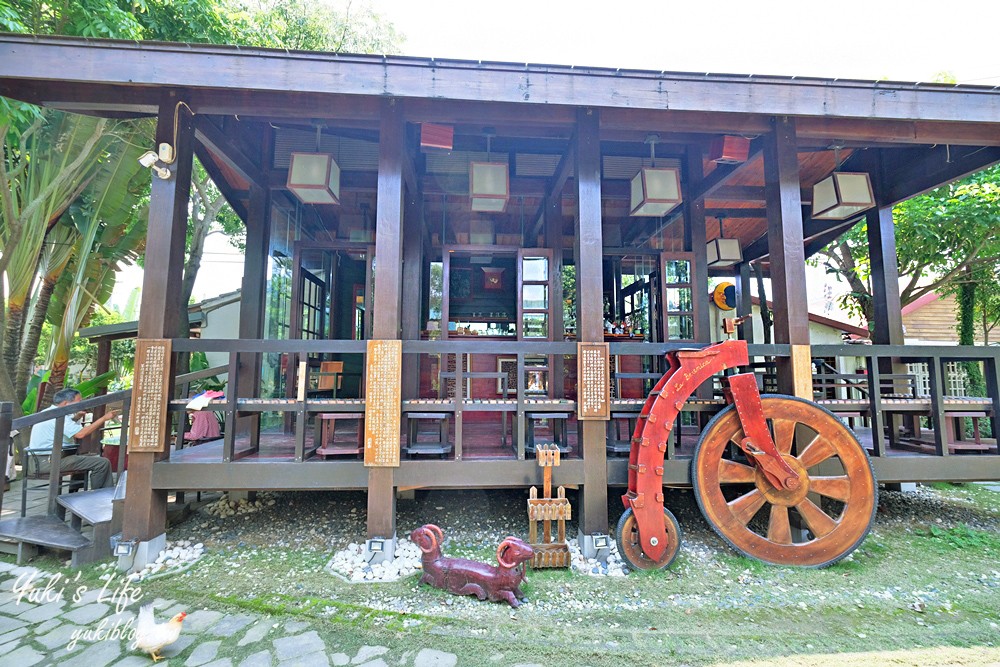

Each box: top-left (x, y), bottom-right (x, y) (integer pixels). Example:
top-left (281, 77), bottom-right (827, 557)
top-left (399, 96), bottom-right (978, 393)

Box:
top-left (0, 473), bottom-right (124, 566)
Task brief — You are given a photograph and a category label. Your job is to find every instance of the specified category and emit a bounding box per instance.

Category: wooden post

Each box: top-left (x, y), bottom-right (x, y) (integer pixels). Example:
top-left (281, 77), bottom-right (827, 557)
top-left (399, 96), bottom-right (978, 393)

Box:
top-left (400, 189), bottom-right (423, 401)
top-left (684, 144), bottom-right (711, 344)
top-left (238, 182), bottom-right (272, 450)
top-left (574, 108), bottom-right (608, 536)
top-left (545, 195), bottom-right (565, 398)
top-left (0, 402), bottom-right (11, 518)
top-left (763, 117), bottom-right (812, 398)
top-left (367, 98), bottom-right (406, 540)
top-left (124, 92), bottom-right (194, 542)
top-left (87, 338), bottom-right (112, 454)
top-left (866, 152), bottom-right (909, 438)
top-left (736, 262), bottom-right (755, 343)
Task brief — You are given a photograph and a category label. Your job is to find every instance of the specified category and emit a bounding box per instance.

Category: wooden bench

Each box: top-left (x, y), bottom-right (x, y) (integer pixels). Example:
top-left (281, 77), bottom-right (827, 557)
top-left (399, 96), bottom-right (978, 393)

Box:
top-left (405, 412), bottom-right (452, 458)
top-left (315, 412), bottom-right (364, 458)
top-left (525, 412), bottom-right (573, 455)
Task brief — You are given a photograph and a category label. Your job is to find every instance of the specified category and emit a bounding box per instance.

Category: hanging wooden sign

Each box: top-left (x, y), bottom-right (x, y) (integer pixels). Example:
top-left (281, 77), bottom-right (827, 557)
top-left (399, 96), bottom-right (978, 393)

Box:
top-left (577, 342), bottom-right (610, 420)
top-left (128, 338), bottom-right (172, 453)
top-left (364, 339), bottom-right (402, 467)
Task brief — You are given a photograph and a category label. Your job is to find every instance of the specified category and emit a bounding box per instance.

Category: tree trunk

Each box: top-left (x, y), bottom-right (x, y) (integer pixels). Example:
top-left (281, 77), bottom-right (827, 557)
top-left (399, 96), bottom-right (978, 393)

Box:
top-left (2, 304), bottom-right (24, 386)
top-left (957, 269), bottom-right (985, 396)
top-left (14, 277), bottom-right (56, 404)
top-left (41, 359), bottom-right (68, 409)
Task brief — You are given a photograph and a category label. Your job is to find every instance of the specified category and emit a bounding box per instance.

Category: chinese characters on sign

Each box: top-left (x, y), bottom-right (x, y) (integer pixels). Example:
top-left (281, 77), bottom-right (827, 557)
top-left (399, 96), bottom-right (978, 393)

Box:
top-left (364, 339), bottom-right (402, 467)
top-left (127, 339), bottom-right (171, 453)
top-left (577, 342), bottom-right (610, 420)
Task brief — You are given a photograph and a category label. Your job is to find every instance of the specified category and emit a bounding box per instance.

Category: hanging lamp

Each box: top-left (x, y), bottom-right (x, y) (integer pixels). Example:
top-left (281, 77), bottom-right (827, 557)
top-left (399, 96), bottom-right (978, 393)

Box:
top-left (287, 125), bottom-right (341, 206)
top-left (811, 144), bottom-right (875, 220)
top-left (705, 214), bottom-right (743, 267)
top-left (470, 129), bottom-right (509, 213)
top-left (630, 134), bottom-right (682, 217)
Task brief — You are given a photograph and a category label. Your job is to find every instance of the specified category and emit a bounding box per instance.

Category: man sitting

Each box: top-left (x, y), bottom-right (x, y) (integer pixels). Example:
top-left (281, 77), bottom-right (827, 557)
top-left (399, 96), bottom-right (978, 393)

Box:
top-left (27, 388), bottom-right (117, 489)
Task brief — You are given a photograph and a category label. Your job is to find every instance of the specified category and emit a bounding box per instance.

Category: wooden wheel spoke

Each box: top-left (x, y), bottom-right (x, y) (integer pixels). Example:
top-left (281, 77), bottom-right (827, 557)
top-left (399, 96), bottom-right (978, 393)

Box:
top-left (809, 476), bottom-right (852, 502)
top-left (767, 505), bottom-right (792, 544)
top-left (728, 489), bottom-right (767, 526)
top-left (795, 497), bottom-right (838, 538)
top-left (796, 436), bottom-right (834, 469)
top-left (718, 459), bottom-right (757, 484)
top-left (771, 419), bottom-right (797, 455)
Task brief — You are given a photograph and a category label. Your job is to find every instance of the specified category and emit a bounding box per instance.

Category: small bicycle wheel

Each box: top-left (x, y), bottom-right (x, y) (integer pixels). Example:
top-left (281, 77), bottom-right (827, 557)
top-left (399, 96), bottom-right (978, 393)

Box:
top-left (615, 507), bottom-right (682, 571)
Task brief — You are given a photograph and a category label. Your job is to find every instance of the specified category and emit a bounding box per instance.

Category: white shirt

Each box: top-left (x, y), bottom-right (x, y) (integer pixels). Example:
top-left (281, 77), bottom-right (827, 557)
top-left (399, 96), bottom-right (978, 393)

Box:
top-left (27, 406), bottom-right (83, 452)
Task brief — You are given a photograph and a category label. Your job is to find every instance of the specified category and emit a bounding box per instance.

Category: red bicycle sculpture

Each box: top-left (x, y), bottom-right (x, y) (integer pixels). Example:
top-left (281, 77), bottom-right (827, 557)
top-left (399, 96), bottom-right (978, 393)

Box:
top-left (616, 338), bottom-right (877, 570)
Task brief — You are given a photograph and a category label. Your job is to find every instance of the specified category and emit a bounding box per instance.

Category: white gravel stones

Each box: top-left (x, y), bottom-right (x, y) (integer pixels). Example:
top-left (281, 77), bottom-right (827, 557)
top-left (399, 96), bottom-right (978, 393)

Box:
top-left (567, 537), bottom-right (629, 577)
top-left (204, 493), bottom-right (276, 518)
top-left (325, 538), bottom-right (423, 583)
top-left (127, 539), bottom-right (206, 581)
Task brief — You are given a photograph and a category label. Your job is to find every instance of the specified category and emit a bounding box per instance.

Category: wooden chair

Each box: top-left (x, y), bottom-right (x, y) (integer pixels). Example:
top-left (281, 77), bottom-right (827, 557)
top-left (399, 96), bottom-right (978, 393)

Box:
top-left (20, 447), bottom-right (89, 518)
top-left (316, 361), bottom-right (344, 396)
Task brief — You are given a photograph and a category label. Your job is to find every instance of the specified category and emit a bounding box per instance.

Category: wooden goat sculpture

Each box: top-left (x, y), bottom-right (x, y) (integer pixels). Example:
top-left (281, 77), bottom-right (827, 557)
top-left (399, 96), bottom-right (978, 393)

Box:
top-left (410, 524), bottom-right (534, 608)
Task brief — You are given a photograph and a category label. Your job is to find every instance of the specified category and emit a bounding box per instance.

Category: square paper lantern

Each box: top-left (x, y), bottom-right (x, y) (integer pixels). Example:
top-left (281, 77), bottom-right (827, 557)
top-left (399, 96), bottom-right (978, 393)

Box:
top-left (706, 238), bottom-right (743, 267)
top-left (421, 123), bottom-right (454, 151)
top-left (710, 135), bottom-right (751, 164)
top-left (287, 152), bottom-right (340, 205)
top-left (470, 161), bottom-right (509, 212)
top-left (812, 172), bottom-right (875, 220)
top-left (630, 167), bottom-right (682, 217)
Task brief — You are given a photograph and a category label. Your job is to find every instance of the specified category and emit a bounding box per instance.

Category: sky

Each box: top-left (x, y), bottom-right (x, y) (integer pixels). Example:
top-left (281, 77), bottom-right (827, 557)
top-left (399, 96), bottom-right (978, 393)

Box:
top-left (115, 0), bottom-right (1000, 311)
top-left (372, 0), bottom-right (1000, 86)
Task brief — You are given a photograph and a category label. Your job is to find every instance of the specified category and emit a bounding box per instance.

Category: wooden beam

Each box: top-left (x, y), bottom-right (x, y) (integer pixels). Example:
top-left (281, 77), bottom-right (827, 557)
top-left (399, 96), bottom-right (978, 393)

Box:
top-left (6, 36), bottom-right (1000, 125)
top-left (193, 115), bottom-right (266, 189)
top-left (711, 184), bottom-right (813, 204)
top-left (125, 93), bottom-right (194, 543)
top-left (531, 139), bottom-right (576, 239)
top-left (574, 108), bottom-right (608, 536)
top-left (193, 144), bottom-right (249, 221)
top-left (743, 209), bottom-right (856, 263)
top-left (876, 145), bottom-right (1000, 206)
top-left (705, 208), bottom-right (767, 218)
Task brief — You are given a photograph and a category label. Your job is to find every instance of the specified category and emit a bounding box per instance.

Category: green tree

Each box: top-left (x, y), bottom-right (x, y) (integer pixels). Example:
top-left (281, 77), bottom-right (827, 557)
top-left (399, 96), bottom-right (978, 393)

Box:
top-left (815, 165), bottom-right (1000, 329)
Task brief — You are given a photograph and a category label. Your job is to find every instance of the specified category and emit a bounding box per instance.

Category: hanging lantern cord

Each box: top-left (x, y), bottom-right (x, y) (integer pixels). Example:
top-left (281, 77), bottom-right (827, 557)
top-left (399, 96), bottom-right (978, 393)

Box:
top-left (646, 133), bottom-right (660, 168)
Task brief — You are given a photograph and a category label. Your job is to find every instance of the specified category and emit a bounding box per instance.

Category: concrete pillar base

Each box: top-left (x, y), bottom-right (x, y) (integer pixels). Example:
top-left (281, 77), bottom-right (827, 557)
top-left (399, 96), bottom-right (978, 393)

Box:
top-left (580, 533), bottom-right (611, 563)
top-left (364, 534), bottom-right (397, 564)
top-left (117, 533), bottom-right (166, 573)
top-left (884, 482), bottom-right (917, 492)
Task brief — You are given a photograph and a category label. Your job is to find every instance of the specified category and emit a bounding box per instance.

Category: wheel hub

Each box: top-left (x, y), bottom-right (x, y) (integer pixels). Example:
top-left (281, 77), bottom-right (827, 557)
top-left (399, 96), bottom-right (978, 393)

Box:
top-left (754, 453), bottom-right (810, 506)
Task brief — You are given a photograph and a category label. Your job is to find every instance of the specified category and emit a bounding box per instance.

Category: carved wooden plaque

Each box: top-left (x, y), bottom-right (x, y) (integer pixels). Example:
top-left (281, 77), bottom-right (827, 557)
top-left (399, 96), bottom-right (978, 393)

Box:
top-left (577, 342), bottom-right (610, 420)
top-left (128, 338), bottom-right (171, 453)
top-left (364, 339), bottom-right (402, 467)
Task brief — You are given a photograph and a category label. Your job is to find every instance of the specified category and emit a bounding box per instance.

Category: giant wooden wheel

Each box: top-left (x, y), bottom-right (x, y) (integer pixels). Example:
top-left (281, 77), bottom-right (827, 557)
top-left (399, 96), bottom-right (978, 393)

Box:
top-left (692, 395), bottom-right (877, 567)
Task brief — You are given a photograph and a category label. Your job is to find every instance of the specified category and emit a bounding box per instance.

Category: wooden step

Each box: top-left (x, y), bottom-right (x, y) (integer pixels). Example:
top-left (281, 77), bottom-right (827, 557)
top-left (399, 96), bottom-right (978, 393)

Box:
top-left (57, 487), bottom-right (115, 525)
top-left (0, 516), bottom-right (92, 552)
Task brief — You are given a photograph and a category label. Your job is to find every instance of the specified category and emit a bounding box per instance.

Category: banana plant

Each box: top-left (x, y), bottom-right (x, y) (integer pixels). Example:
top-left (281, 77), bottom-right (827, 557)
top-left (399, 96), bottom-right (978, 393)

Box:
top-left (41, 120), bottom-right (149, 402)
top-left (0, 110), bottom-right (110, 399)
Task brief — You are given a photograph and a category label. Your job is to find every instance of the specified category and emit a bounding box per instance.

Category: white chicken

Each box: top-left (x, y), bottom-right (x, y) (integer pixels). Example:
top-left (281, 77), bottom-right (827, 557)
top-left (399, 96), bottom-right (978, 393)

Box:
top-left (132, 604), bottom-right (186, 662)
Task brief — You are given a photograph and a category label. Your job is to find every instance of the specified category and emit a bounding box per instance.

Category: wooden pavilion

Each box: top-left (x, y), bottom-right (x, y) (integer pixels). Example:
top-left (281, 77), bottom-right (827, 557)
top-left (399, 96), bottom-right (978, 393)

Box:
top-left (2, 34), bottom-right (1000, 560)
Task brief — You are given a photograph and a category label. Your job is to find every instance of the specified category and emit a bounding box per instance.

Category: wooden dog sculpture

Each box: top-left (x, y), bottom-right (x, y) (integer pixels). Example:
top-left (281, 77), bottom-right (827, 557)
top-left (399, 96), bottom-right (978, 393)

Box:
top-left (410, 524), bottom-right (533, 608)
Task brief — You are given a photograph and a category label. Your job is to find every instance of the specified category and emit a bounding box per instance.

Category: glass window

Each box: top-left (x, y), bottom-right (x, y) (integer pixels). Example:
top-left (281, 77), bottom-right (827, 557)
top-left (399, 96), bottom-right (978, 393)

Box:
top-left (667, 315), bottom-right (694, 340)
top-left (664, 260), bottom-right (690, 284)
top-left (522, 285), bottom-right (548, 310)
top-left (522, 313), bottom-right (548, 338)
top-left (522, 257), bottom-right (548, 282)
top-left (665, 288), bottom-right (692, 312)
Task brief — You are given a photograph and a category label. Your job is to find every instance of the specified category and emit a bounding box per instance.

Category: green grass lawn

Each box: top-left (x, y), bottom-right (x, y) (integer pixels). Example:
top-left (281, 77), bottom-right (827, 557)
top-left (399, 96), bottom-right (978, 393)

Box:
top-left (6, 483), bottom-right (1000, 666)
